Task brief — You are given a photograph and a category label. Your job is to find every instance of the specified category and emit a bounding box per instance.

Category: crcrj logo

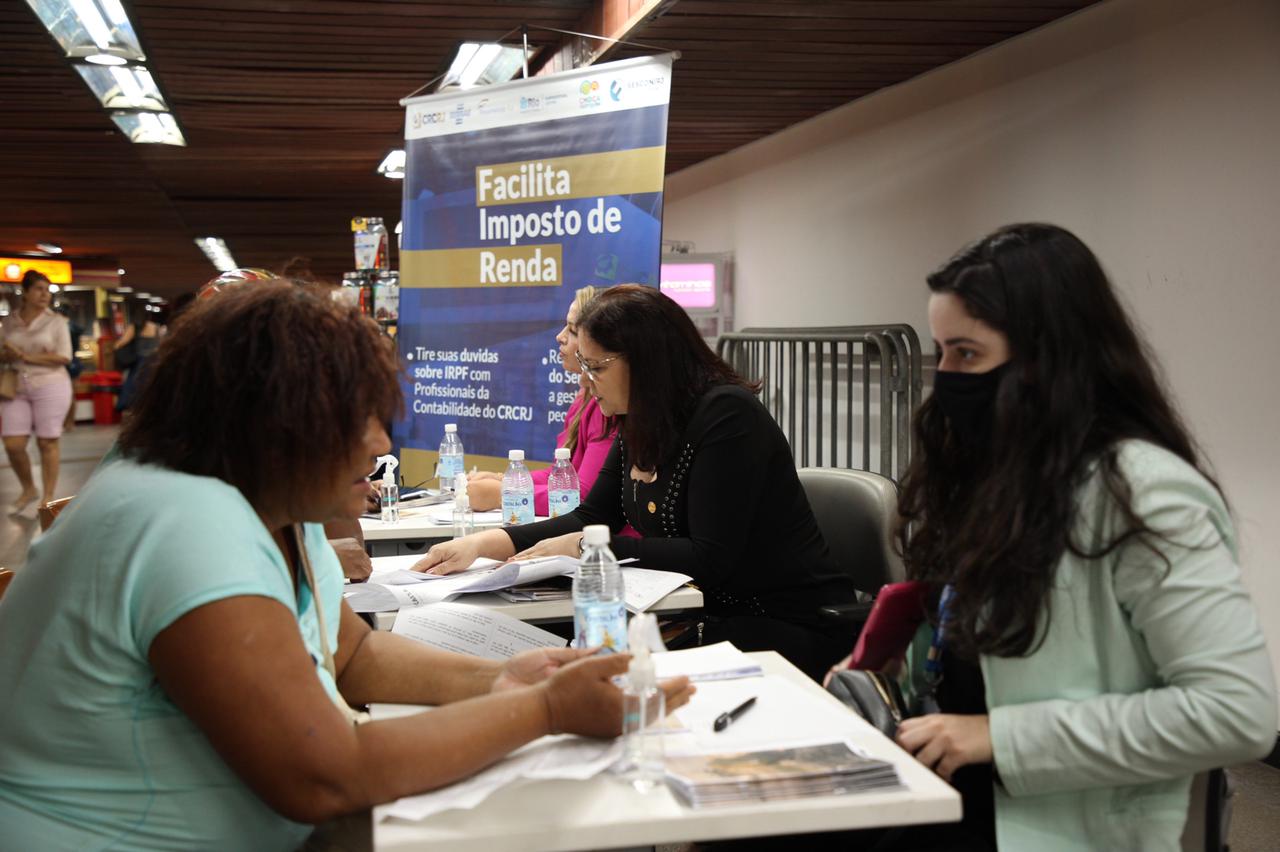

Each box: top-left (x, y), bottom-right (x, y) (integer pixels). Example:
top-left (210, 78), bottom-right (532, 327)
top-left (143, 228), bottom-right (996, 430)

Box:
top-left (411, 110), bottom-right (446, 128)
top-left (609, 80), bottom-right (622, 101)
top-left (578, 79), bottom-right (601, 108)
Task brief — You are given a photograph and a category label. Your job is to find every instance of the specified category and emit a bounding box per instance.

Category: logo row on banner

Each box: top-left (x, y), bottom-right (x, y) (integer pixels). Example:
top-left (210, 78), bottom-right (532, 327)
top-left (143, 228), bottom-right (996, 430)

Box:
top-left (403, 53), bottom-right (674, 140)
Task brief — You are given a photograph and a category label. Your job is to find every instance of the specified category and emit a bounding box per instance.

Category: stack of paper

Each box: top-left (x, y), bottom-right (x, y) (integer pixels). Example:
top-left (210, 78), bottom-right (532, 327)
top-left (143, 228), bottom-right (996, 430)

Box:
top-left (664, 741), bottom-right (900, 807)
top-left (653, 642), bottom-right (765, 682)
top-left (345, 555), bottom-right (579, 612)
top-left (392, 602), bottom-right (566, 659)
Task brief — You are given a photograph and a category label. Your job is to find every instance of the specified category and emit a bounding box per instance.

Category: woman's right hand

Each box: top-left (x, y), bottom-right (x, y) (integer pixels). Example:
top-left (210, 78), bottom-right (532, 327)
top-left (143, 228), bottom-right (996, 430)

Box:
top-left (412, 537), bottom-right (482, 575)
top-left (465, 477), bottom-right (501, 511)
top-left (539, 654), bottom-right (695, 738)
top-left (467, 471), bottom-right (502, 483)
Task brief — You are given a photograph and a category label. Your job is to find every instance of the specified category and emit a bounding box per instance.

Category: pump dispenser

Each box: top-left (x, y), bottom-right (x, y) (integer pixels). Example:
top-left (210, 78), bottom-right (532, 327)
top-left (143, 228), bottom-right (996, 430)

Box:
top-left (622, 613), bottom-right (666, 791)
top-left (452, 472), bottom-right (474, 539)
top-left (377, 454), bottom-right (399, 523)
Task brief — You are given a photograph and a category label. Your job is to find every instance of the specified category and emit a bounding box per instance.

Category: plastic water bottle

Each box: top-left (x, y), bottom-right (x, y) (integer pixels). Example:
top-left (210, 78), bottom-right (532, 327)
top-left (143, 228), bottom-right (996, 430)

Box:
top-left (438, 423), bottom-right (464, 492)
top-left (501, 449), bottom-right (535, 526)
top-left (546, 447), bottom-right (580, 518)
top-left (573, 525), bottom-right (627, 653)
top-left (622, 613), bottom-right (665, 791)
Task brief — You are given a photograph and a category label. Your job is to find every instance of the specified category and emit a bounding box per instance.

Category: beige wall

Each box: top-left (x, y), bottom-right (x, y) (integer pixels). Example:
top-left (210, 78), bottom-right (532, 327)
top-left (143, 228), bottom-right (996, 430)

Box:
top-left (663, 0), bottom-right (1280, 689)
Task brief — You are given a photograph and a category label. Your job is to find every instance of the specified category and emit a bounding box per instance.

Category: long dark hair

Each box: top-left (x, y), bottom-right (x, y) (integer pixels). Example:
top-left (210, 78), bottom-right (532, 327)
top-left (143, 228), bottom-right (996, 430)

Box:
top-left (578, 284), bottom-right (753, 471)
top-left (896, 223), bottom-right (1218, 658)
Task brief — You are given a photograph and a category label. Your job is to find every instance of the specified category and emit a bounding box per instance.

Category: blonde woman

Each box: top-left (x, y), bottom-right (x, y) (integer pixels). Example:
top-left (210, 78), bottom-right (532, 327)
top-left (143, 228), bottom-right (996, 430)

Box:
top-left (467, 285), bottom-right (623, 519)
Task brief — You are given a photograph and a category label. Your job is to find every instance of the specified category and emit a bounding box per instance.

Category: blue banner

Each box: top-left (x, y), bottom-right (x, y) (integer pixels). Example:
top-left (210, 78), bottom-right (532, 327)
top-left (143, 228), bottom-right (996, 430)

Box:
top-left (395, 55), bottom-right (673, 484)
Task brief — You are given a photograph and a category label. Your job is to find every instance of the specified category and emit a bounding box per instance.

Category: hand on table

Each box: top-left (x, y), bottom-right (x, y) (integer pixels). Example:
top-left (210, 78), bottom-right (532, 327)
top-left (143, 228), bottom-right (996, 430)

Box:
top-left (412, 537), bottom-right (483, 575)
top-left (329, 537), bottom-right (372, 582)
top-left (468, 471), bottom-right (501, 483)
top-left (511, 532), bottom-right (584, 562)
top-left (896, 713), bottom-right (992, 782)
top-left (465, 477), bottom-right (501, 511)
top-left (539, 653), bottom-right (695, 738)
top-left (491, 646), bottom-right (597, 692)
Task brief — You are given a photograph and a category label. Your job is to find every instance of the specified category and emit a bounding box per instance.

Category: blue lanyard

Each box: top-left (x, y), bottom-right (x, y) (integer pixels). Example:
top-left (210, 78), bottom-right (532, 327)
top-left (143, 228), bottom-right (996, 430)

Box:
top-left (923, 584), bottom-right (955, 684)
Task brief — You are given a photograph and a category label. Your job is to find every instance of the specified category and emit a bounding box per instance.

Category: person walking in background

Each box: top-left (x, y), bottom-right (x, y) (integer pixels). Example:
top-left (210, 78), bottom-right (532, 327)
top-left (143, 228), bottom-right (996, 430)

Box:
top-left (0, 270), bottom-right (72, 516)
top-left (113, 312), bottom-right (164, 413)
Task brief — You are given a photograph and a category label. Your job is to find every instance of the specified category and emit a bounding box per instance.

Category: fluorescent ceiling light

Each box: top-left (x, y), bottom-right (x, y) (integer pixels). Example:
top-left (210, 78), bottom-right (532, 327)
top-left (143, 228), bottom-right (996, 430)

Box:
top-left (110, 111), bottom-right (185, 146)
top-left (84, 52), bottom-right (127, 65)
top-left (195, 237), bottom-right (238, 273)
top-left (135, 291), bottom-right (151, 298)
top-left (75, 64), bottom-right (167, 111)
top-left (36, 242), bottom-right (63, 254)
top-left (116, 286), bottom-right (132, 292)
top-left (377, 149), bottom-right (405, 180)
top-left (439, 42), bottom-right (532, 91)
top-left (26, 0), bottom-right (145, 63)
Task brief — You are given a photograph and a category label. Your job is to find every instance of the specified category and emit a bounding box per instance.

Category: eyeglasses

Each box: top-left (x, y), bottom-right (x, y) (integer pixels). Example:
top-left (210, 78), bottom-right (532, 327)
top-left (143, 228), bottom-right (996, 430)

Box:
top-left (575, 349), bottom-right (622, 383)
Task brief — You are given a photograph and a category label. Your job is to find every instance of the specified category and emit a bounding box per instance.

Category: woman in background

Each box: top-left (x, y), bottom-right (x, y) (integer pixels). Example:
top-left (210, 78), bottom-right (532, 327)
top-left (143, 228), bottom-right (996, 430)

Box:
top-left (466, 285), bottom-right (632, 530)
top-left (0, 270), bottom-right (72, 515)
top-left (417, 285), bottom-right (857, 681)
top-left (890, 224), bottom-right (1274, 850)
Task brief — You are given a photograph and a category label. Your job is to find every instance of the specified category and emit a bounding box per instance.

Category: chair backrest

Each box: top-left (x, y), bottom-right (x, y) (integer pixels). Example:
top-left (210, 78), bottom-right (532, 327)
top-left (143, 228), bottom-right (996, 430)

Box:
top-left (38, 496), bottom-right (74, 532)
top-left (1181, 769), bottom-right (1234, 852)
top-left (798, 467), bottom-right (905, 596)
top-left (0, 568), bottom-right (14, 601)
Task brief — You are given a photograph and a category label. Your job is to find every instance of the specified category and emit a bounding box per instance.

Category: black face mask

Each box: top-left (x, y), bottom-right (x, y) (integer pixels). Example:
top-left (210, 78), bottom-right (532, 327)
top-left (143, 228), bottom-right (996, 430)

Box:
top-left (931, 363), bottom-right (1011, 451)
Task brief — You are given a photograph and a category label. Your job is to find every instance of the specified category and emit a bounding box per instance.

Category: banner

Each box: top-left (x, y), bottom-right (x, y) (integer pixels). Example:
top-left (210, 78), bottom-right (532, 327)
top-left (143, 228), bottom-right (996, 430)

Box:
top-left (395, 54), bottom-right (673, 486)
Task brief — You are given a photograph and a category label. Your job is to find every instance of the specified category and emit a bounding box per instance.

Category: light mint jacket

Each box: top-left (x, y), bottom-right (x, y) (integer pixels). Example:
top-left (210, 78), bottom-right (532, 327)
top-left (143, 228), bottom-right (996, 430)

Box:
top-left (905, 440), bottom-right (1276, 851)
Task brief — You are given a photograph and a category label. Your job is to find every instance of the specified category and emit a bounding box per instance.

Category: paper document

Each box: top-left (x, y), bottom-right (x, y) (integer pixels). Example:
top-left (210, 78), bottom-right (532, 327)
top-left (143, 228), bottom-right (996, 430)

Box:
top-left (621, 567), bottom-right (692, 613)
top-left (348, 556), bottom-right (585, 612)
top-left (378, 734), bottom-right (622, 822)
top-left (653, 641), bottom-right (764, 682)
top-left (392, 602), bottom-right (566, 659)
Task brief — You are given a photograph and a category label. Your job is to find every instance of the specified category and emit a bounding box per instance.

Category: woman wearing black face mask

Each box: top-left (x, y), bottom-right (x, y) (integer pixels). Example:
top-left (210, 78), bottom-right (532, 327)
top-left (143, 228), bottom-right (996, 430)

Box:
top-left (884, 225), bottom-right (1275, 851)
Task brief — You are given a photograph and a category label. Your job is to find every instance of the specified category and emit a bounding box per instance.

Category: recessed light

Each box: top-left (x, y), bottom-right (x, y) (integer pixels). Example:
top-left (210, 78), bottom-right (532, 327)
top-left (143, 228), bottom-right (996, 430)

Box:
top-left (36, 242), bottom-right (63, 254)
top-left (117, 268), bottom-right (126, 275)
top-left (84, 52), bottom-right (128, 66)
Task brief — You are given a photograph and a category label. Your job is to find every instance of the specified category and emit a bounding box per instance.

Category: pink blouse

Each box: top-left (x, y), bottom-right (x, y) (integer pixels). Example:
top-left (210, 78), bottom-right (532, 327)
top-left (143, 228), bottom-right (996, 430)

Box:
top-left (531, 393), bottom-right (637, 536)
top-left (1, 309), bottom-right (71, 387)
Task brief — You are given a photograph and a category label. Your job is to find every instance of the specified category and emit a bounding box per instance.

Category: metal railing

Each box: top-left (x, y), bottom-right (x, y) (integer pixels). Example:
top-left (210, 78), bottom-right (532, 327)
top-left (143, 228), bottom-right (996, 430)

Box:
top-left (716, 325), bottom-right (924, 482)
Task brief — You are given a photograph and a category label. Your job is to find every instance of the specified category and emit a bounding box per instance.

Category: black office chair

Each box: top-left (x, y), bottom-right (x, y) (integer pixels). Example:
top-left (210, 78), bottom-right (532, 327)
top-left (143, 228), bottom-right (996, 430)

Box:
top-left (797, 467), bottom-right (905, 635)
top-left (1182, 768), bottom-right (1235, 852)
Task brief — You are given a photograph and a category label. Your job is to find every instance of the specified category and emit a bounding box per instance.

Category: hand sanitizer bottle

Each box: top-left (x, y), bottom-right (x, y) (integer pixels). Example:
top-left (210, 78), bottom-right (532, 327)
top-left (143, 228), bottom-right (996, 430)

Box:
top-left (378, 454), bottom-right (399, 524)
top-left (622, 613), bottom-right (665, 791)
top-left (452, 472), bottom-right (474, 539)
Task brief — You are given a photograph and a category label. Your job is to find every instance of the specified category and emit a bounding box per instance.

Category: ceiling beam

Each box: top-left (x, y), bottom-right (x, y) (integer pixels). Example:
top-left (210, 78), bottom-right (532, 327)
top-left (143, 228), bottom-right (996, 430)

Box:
top-left (532, 0), bottom-right (679, 75)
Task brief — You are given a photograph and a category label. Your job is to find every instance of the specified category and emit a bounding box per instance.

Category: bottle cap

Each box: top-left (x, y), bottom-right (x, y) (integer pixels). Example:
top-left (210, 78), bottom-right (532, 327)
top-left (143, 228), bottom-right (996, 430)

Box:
top-left (582, 524), bottom-right (609, 546)
top-left (508, 449), bottom-right (525, 461)
top-left (554, 447), bottom-right (571, 461)
top-left (444, 423), bottom-right (457, 433)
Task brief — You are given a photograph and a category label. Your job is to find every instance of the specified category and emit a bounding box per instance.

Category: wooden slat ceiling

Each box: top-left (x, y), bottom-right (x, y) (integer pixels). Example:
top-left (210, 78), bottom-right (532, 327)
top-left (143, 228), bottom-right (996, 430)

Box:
top-left (0, 0), bottom-right (1096, 297)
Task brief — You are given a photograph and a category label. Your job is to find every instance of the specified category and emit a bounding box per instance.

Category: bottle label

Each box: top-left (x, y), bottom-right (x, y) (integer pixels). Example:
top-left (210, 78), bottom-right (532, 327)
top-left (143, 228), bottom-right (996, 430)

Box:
top-left (548, 488), bottom-right (580, 518)
top-left (438, 454), bottom-right (464, 482)
top-left (574, 601), bottom-right (628, 653)
top-left (502, 492), bottom-right (534, 526)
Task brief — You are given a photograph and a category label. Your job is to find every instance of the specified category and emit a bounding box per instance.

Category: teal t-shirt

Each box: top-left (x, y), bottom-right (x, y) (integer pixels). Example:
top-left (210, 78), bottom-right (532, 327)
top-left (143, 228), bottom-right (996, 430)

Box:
top-left (0, 459), bottom-right (345, 851)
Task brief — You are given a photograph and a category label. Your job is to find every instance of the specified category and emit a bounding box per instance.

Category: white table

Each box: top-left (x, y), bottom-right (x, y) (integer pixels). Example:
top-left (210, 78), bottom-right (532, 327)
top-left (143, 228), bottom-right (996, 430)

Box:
top-left (374, 651), bottom-right (960, 851)
top-left (361, 509), bottom-right (547, 556)
top-left (373, 586), bottom-right (705, 630)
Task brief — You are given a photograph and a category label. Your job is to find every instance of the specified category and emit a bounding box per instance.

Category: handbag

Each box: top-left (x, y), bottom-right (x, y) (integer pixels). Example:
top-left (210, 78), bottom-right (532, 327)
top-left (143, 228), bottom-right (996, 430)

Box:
top-left (826, 669), bottom-right (909, 738)
top-left (0, 368), bottom-right (17, 401)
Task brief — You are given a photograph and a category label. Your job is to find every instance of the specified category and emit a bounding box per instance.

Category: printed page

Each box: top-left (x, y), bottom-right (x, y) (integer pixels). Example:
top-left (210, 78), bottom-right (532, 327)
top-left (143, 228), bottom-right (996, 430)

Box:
top-left (652, 641), bottom-right (764, 682)
top-left (392, 601), bottom-right (565, 659)
top-left (621, 567), bottom-right (692, 613)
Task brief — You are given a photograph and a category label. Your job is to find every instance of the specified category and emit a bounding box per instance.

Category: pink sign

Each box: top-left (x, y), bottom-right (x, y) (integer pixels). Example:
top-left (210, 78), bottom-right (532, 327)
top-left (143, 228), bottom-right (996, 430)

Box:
top-left (660, 262), bottom-right (717, 309)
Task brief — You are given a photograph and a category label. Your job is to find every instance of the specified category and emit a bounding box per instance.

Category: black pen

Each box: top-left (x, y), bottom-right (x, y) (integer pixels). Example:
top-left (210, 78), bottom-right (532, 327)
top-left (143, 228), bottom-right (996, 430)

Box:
top-left (713, 696), bottom-right (757, 732)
